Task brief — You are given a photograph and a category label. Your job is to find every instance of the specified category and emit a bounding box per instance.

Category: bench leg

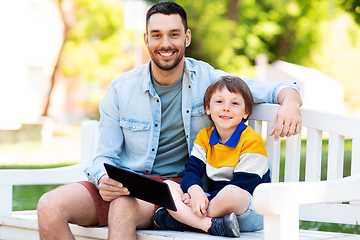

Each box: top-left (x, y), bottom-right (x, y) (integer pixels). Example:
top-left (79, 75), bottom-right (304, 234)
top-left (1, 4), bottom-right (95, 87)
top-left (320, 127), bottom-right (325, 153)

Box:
top-left (0, 185), bottom-right (13, 216)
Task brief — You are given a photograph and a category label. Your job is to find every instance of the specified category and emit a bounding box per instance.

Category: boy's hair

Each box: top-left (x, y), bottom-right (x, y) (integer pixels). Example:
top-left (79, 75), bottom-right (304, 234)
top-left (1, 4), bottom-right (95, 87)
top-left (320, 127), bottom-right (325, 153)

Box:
top-left (203, 76), bottom-right (254, 122)
top-left (146, 2), bottom-right (188, 32)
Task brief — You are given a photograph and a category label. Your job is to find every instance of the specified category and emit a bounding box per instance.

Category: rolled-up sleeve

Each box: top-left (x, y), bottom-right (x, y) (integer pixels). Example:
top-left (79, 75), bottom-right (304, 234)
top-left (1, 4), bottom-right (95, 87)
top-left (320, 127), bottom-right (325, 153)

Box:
top-left (242, 78), bottom-right (300, 104)
top-left (84, 84), bottom-right (124, 187)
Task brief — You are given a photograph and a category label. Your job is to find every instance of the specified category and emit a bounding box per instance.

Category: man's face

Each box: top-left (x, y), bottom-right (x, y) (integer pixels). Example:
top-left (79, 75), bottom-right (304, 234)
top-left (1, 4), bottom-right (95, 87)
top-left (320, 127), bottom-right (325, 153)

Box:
top-left (144, 13), bottom-right (191, 71)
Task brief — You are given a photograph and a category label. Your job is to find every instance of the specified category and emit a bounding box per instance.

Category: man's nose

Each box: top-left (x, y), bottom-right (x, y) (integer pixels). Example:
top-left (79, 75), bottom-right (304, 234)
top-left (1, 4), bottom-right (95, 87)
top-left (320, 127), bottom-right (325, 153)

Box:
top-left (161, 36), bottom-right (171, 48)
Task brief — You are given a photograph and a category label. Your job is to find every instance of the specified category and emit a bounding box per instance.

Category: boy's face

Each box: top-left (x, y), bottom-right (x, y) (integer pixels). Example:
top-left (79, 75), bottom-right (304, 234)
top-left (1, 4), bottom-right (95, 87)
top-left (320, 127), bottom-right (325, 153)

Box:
top-left (206, 88), bottom-right (249, 139)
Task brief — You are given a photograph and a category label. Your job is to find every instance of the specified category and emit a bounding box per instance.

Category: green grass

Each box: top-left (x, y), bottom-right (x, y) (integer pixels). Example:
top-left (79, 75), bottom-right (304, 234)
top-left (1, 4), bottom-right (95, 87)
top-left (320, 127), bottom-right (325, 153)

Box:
top-left (2, 139), bottom-right (360, 234)
top-left (0, 163), bottom-right (75, 211)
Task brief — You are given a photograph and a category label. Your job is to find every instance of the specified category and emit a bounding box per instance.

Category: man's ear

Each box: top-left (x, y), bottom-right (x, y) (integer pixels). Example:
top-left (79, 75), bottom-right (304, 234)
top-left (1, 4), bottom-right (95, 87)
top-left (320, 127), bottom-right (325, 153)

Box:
top-left (144, 32), bottom-right (149, 48)
top-left (185, 29), bottom-right (191, 47)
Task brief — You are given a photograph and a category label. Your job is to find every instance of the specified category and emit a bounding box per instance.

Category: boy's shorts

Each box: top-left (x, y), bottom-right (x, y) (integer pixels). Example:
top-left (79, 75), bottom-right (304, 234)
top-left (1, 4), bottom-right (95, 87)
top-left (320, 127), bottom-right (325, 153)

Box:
top-left (237, 191), bottom-right (264, 232)
top-left (78, 175), bottom-right (182, 228)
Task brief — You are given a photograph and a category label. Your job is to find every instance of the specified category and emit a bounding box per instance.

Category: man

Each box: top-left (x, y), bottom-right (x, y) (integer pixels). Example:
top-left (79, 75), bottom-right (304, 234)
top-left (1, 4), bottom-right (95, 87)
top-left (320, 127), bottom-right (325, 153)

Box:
top-left (37, 2), bottom-right (302, 240)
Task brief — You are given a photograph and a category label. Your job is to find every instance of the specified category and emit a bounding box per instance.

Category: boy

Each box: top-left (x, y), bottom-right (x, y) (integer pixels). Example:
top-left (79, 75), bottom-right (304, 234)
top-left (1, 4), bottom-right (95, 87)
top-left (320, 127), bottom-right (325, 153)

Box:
top-left (154, 76), bottom-right (270, 237)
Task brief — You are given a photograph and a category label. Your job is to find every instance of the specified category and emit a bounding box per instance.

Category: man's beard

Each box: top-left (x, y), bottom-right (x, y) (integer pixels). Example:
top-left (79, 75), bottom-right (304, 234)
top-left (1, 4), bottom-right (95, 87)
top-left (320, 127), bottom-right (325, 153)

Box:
top-left (150, 42), bottom-right (186, 71)
top-left (152, 52), bottom-right (183, 71)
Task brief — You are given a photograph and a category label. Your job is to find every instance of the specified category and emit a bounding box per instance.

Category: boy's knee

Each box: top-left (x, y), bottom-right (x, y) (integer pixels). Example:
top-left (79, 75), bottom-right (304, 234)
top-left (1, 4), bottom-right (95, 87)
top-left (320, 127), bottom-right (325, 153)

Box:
top-left (164, 180), bottom-right (178, 189)
top-left (219, 185), bottom-right (249, 203)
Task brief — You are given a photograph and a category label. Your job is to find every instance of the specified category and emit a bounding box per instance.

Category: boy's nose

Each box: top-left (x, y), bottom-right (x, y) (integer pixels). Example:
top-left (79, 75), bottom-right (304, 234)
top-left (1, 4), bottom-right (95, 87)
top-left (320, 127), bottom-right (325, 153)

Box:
top-left (223, 105), bottom-right (230, 112)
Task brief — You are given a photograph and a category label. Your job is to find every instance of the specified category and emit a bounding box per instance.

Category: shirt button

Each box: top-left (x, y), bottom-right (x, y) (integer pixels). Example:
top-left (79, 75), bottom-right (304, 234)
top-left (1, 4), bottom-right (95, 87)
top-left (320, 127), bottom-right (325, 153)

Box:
top-left (188, 85), bottom-right (191, 88)
top-left (152, 148), bottom-right (155, 151)
top-left (186, 110), bottom-right (190, 113)
top-left (155, 124), bottom-right (158, 127)
top-left (157, 99), bottom-right (160, 102)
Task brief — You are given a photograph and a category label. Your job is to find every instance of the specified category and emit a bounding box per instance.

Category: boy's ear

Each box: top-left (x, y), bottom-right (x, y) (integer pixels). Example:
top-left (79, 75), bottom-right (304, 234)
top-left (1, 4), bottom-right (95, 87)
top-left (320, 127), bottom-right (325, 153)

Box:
top-left (243, 111), bottom-right (249, 120)
top-left (206, 106), bottom-right (211, 115)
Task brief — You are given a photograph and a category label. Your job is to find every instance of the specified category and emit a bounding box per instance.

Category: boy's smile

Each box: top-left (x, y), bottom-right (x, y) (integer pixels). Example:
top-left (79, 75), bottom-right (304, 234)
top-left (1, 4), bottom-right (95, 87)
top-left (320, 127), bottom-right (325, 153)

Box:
top-left (206, 88), bottom-right (249, 143)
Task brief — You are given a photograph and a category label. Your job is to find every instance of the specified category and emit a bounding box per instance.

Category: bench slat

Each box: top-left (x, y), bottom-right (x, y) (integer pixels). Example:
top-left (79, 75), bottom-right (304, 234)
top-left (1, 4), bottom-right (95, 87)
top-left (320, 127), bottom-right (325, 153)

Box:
top-left (285, 134), bottom-right (301, 182)
top-left (265, 122), bottom-right (281, 183)
top-left (305, 128), bottom-right (323, 182)
top-left (327, 133), bottom-right (345, 181)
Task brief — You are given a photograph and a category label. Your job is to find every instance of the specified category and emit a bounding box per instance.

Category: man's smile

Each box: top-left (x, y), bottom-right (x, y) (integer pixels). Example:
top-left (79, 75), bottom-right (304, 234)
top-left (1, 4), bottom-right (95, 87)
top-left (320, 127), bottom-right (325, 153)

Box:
top-left (159, 50), bottom-right (176, 58)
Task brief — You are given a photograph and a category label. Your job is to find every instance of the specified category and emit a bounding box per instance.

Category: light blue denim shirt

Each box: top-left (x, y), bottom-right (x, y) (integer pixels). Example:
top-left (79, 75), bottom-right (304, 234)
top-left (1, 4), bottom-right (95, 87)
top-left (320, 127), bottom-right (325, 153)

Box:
top-left (84, 57), bottom-right (300, 187)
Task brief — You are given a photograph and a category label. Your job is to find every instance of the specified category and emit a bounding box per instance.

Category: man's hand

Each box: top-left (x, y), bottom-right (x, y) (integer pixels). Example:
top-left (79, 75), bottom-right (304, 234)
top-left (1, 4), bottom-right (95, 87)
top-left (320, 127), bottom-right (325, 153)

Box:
top-left (98, 174), bottom-right (130, 202)
top-left (187, 185), bottom-right (209, 218)
top-left (269, 87), bottom-right (302, 141)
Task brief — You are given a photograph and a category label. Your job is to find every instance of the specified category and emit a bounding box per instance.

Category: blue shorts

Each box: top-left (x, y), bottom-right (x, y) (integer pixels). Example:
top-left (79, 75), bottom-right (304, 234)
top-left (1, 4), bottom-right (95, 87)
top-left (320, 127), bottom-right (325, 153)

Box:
top-left (237, 191), bottom-right (263, 232)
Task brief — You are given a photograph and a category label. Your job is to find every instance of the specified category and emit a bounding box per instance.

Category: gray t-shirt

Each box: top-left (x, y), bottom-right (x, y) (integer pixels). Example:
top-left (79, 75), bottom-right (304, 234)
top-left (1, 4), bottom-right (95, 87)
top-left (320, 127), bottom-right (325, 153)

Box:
top-left (151, 77), bottom-right (189, 177)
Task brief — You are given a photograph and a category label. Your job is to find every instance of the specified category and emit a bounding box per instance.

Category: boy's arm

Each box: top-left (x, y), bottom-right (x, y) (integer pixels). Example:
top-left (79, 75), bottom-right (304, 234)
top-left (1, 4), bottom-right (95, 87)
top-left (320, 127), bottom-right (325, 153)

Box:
top-left (180, 155), bottom-right (206, 193)
top-left (228, 170), bottom-right (270, 194)
top-left (229, 129), bottom-right (270, 194)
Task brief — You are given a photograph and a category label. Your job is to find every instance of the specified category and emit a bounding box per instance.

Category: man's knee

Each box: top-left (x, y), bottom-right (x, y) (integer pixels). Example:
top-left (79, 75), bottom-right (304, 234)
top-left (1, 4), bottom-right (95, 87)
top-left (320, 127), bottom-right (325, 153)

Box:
top-left (37, 186), bottom-right (66, 222)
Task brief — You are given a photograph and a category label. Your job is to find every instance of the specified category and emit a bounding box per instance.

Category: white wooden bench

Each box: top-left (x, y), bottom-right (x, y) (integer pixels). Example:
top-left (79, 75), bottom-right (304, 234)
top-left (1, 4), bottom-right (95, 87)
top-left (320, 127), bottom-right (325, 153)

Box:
top-left (1, 103), bottom-right (360, 240)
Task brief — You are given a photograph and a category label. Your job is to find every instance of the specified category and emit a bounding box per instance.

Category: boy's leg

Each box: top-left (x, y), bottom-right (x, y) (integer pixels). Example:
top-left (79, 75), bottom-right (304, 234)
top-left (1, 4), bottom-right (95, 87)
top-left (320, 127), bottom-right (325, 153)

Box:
top-left (157, 181), bottom-right (241, 237)
top-left (164, 180), bottom-right (212, 231)
top-left (236, 191), bottom-right (264, 232)
top-left (37, 182), bottom-right (99, 240)
top-left (207, 185), bottom-right (250, 218)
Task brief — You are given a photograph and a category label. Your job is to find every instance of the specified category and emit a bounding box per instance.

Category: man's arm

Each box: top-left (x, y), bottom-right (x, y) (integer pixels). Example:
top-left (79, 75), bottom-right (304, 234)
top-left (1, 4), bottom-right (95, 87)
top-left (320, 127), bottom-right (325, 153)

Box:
top-left (269, 87), bottom-right (302, 141)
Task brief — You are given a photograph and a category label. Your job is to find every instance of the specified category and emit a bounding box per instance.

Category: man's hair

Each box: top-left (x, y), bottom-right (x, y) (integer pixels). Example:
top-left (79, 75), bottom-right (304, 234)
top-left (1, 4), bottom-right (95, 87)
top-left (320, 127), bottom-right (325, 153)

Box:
top-left (146, 2), bottom-right (188, 32)
top-left (203, 76), bottom-right (254, 122)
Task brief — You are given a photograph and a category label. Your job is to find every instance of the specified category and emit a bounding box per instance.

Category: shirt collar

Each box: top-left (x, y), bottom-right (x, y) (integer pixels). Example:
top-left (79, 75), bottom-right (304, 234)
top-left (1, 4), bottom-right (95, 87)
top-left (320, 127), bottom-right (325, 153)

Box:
top-left (141, 58), bottom-right (196, 94)
top-left (209, 120), bottom-right (247, 148)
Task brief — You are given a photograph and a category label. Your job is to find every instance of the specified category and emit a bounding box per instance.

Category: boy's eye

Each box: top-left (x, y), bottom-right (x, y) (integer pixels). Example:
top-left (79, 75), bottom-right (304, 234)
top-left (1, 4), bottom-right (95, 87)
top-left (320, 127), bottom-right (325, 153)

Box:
top-left (215, 100), bottom-right (222, 103)
top-left (232, 102), bottom-right (239, 105)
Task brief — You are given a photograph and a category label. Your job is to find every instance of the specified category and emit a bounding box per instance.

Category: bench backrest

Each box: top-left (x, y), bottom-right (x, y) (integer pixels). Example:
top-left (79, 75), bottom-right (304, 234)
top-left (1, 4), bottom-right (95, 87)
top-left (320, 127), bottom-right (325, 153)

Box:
top-left (248, 104), bottom-right (360, 225)
top-left (81, 103), bottom-right (360, 226)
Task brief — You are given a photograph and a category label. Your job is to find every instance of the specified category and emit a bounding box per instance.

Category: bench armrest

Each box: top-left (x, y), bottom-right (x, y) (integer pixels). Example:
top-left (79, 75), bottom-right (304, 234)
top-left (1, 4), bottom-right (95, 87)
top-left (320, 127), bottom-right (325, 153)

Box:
top-left (253, 173), bottom-right (360, 240)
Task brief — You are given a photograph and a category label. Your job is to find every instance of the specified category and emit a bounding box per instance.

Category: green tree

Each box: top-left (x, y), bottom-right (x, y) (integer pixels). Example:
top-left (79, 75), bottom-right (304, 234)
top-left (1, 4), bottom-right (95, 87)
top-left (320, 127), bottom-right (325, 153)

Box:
top-left (44, 0), bottom-right (133, 117)
top-left (175, 0), bottom-right (329, 76)
top-left (340, 0), bottom-right (360, 26)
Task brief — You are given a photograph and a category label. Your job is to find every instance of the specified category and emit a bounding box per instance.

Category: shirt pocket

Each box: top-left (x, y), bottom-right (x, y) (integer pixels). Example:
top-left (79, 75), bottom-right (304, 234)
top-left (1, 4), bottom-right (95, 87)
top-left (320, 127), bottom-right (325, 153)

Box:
top-left (119, 119), bottom-right (151, 156)
top-left (191, 103), bottom-right (206, 116)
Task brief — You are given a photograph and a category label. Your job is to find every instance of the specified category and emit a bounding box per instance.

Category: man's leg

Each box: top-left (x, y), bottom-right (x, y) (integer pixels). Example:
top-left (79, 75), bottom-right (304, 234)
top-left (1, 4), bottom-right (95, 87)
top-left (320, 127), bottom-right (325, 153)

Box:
top-left (107, 196), bottom-right (154, 240)
top-left (37, 183), bottom-right (98, 240)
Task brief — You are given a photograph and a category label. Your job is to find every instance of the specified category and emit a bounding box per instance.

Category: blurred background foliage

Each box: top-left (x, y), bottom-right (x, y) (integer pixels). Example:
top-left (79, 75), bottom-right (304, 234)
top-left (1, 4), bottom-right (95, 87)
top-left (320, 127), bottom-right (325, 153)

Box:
top-left (52, 0), bottom-right (360, 118)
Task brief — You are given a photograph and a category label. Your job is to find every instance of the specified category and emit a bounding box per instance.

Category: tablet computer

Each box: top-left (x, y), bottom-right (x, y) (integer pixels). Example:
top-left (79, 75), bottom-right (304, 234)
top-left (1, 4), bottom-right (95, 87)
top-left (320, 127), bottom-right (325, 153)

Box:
top-left (104, 163), bottom-right (177, 211)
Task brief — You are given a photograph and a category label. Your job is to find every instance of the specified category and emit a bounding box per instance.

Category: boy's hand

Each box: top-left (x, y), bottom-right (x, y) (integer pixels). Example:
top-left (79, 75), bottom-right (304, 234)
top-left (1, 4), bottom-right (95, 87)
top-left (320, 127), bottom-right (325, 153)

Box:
top-left (181, 192), bottom-right (191, 207)
top-left (98, 174), bottom-right (130, 202)
top-left (188, 185), bottom-right (209, 218)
